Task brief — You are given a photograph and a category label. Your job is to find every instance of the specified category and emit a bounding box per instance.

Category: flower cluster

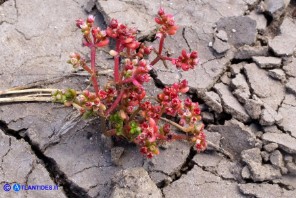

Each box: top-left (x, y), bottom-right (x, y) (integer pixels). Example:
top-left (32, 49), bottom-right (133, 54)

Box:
top-left (106, 19), bottom-right (140, 50)
top-left (76, 15), bottom-right (109, 47)
top-left (155, 8), bottom-right (178, 36)
top-left (174, 50), bottom-right (199, 71)
top-left (55, 8), bottom-right (206, 158)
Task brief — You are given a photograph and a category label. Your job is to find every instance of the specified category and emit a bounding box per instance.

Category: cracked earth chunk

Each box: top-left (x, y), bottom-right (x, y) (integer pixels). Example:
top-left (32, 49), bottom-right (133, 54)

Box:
top-left (241, 166), bottom-right (251, 179)
top-left (238, 183), bottom-right (283, 198)
top-left (262, 132), bottom-right (296, 154)
top-left (199, 91), bottom-right (223, 113)
top-left (230, 63), bottom-right (244, 75)
top-left (216, 30), bottom-right (228, 41)
top-left (244, 99), bottom-right (262, 119)
top-left (0, 0), bottom-right (17, 24)
top-left (286, 77), bottom-right (296, 95)
top-left (270, 150), bottom-right (284, 168)
top-left (0, 130), bottom-right (66, 197)
top-left (231, 73), bottom-right (249, 90)
top-left (193, 152), bottom-right (223, 168)
top-left (264, 143), bottom-right (279, 152)
top-left (264, 0), bottom-right (288, 19)
top-left (252, 56), bottom-right (282, 69)
top-left (261, 151), bottom-right (270, 162)
top-left (110, 168), bottom-right (162, 198)
top-left (286, 162), bottom-right (296, 175)
top-left (182, 58), bottom-right (228, 90)
top-left (204, 131), bottom-right (221, 151)
top-left (260, 104), bottom-right (283, 126)
top-left (268, 69), bottom-right (286, 82)
top-left (217, 159), bottom-right (238, 179)
top-left (278, 94), bottom-right (296, 138)
top-left (214, 83), bottom-right (250, 122)
top-left (241, 148), bottom-right (262, 164)
top-left (111, 147), bottom-right (125, 166)
top-left (269, 17), bottom-right (296, 56)
top-left (216, 16), bottom-right (257, 47)
top-left (144, 141), bottom-right (190, 175)
top-left (163, 166), bottom-right (242, 198)
top-left (201, 112), bottom-right (214, 123)
top-left (0, 0), bottom-right (90, 89)
top-left (244, 63), bottom-right (285, 109)
top-left (234, 45), bottom-right (269, 59)
top-left (149, 171), bottom-right (171, 185)
top-left (249, 163), bottom-right (282, 181)
top-left (248, 11), bottom-right (267, 32)
top-left (283, 58), bottom-right (296, 77)
top-left (212, 38), bottom-right (230, 54)
top-left (44, 120), bottom-right (122, 197)
top-left (208, 120), bottom-right (256, 158)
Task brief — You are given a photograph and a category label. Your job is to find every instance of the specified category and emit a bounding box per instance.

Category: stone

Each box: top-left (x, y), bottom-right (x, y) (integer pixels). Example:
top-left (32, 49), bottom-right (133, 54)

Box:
top-left (252, 56), bottom-right (282, 69)
top-left (220, 72), bottom-right (232, 85)
top-left (230, 73), bottom-right (249, 91)
top-left (111, 147), bottom-right (125, 166)
top-left (230, 63), bottom-right (244, 75)
top-left (234, 46), bottom-right (269, 59)
top-left (284, 155), bottom-right (293, 163)
top-left (204, 131), bottom-right (221, 151)
top-left (262, 132), bottom-right (296, 154)
top-left (214, 83), bottom-right (250, 122)
top-left (244, 63), bottom-right (285, 109)
top-left (278, 94), bottom-right (296, 138)
top-left (249, 163), bottom-right (282, 181)
top-left (264, 143), bottom-right (279, 152)
top-left (261, 151), bottom-right (270, 162)
top-left (208, 120), bottom-right (256, 158)
top-left (193, 152), bottom-right (223, 168)
top-left (244, 99), bottom-right (262, 119)
top-left (201, 112), bottom-right (214, 123)
top-left (248, 11), bottom-right (267, 32)
top-left (212, 38), bottom-right (230, 54)
top-left (241, 166), bottom-right (251, 179)
top-left (286, 77), bottom-right (296, 95)
top-left (144, 141), bottom-right (190, 175)
top-left (270, 150), bottom-right (284, 167)
top-left (216, 30), bottom-right (228, 41)
top-left (263, 125), bottom-right (283, 134)
top-left (264, 0), bottom-right (287, 19)
top-left (238, 183), bottom-right (283, 198)
top-left (163, 166), bottom-right (242, 198)
top-left (84, 0), bottom-right (96, 12)
top-left (269, 35), bottom-right (296, 56)
top-left (241, 148), bottom-right (262, 164)
top-left (110, 168), bottom-right (162, 198)
top-left (283, 58), bottom-right (296, 77)
top-left (268, 69), bottom-right (286, 82)
top-left (216, 16), bottom-right (257, 47)
top-left (149, 171), bottom-right (171, 185)
top-left (199, 91), bottom-right (223, 113)
top-left (233, 89), bottom-right (251, 104)
top-left (268, 18), bottom-right (296, 56)
top-left (217, 159), bottom-right (237, 179)
top-left (286, 162), bottom-right (296, 175)
top-left (260, 105), bottom-right (283, 126)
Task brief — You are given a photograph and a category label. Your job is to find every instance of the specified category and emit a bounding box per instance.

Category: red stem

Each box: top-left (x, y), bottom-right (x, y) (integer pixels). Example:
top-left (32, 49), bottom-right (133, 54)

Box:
top-left (82, 64), bottom-right (93, 74)
top-left (114, 40), bottom-right (121, 83)
top-left (158, 35), bottom-right (165, 55)
top-left (150, 56), bottom-right (161, 66)
top-left (90, 45), bottom-right (100, 97)
top-left (105, 89), bottom-right (124, 116)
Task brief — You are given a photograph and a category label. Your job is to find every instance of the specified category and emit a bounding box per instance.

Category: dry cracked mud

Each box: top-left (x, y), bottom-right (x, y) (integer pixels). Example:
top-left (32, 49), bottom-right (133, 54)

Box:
top-left (1, 0), bottom-right (296, 197)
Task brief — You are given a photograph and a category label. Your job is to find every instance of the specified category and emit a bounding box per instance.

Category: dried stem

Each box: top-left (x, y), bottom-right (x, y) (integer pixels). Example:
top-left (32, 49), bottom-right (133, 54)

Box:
top-left (0, 96), bottom-right (52, 103)
top-left (0, 88), bottom-right (57, 95)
